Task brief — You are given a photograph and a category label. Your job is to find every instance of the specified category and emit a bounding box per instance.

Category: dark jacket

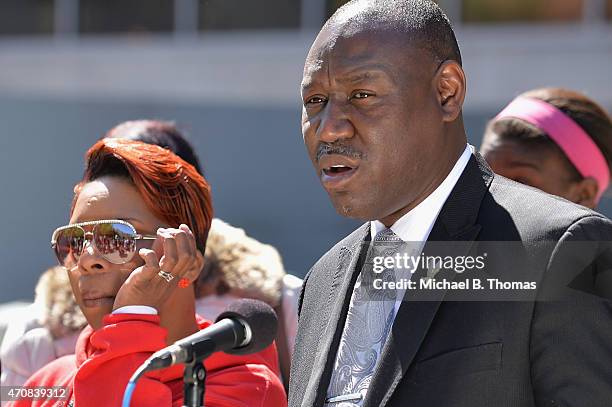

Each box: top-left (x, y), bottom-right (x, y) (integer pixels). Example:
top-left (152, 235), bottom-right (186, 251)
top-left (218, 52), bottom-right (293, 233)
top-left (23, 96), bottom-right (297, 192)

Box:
top-left (289, 153), bottom-right (612, 407)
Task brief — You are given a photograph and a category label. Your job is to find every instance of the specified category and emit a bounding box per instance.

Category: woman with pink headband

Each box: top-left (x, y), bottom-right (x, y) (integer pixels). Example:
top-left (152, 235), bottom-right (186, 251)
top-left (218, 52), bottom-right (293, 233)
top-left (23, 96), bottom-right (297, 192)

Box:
top-left (480, 87), bottom-right (612, 209)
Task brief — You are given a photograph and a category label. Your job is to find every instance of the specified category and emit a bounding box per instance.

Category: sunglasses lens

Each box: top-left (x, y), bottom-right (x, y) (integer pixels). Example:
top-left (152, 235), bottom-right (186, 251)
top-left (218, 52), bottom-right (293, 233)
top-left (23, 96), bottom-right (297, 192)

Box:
top-left (94, 222), bottom-right (137, 264)
top-left (54, 227), bottom-right (85, 268)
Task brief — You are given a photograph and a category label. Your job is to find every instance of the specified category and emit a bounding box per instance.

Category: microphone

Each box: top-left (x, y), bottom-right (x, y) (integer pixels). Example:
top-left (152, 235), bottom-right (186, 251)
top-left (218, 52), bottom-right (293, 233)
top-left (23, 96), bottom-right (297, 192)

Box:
top-left (142, 298), bottom-right (278, 372)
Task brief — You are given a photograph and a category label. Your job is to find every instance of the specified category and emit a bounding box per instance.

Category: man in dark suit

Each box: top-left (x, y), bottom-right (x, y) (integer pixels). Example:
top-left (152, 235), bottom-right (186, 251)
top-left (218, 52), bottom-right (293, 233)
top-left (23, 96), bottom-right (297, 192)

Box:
top-left (289, 1), bottom-right (612, 406)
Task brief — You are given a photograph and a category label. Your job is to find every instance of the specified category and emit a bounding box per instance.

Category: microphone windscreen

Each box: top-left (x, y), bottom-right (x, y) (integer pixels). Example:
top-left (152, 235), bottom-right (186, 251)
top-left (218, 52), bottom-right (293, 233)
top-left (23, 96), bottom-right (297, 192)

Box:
top-left (215, 299), bottom-right (278, 355)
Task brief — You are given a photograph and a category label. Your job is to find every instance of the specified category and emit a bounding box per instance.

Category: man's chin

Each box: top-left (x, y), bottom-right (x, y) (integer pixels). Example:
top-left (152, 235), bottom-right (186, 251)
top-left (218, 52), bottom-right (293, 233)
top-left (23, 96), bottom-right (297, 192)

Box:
top-left (331, 195), bottom-right (391, 222)
top-left (331, 199), bottom-right (370, 221)
top-left (335, 204), bottom-right (355, 218)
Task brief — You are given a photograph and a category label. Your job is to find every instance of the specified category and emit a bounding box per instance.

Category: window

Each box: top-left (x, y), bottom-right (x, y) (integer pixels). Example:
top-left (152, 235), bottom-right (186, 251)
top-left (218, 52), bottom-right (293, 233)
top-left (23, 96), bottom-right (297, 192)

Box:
top-left (462, 0), bottom-right (583, 23)
top-left (199, 0), bottom-right (300, 30)
top-left (79, 0), bottom-right (174, 34)
top-left (0, 0), bottom-right (54, 36)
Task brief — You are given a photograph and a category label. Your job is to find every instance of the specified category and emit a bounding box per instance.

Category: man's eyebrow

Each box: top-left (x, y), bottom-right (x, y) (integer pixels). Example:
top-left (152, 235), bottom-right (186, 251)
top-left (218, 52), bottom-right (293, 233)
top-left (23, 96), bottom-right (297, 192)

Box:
top-left (337, 65), bottom-right (395, 84)
top-left (301, 64), bottom-right (395, 92)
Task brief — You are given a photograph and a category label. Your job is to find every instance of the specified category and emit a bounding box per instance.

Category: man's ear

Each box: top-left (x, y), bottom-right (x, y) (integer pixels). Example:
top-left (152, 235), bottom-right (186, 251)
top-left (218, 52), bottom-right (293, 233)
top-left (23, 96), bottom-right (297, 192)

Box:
top-left (435, 60), bottom-right (466, 123)
top-left (570, 177), bottom-right (599, 209)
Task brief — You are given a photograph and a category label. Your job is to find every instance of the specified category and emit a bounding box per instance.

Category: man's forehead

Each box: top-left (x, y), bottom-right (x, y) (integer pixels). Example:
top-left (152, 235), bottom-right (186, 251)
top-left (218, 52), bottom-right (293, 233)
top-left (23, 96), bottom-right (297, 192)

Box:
top-left (302, 29), bottom-right (426, 87)
top-left (308, 26), bottom-right (395, 59)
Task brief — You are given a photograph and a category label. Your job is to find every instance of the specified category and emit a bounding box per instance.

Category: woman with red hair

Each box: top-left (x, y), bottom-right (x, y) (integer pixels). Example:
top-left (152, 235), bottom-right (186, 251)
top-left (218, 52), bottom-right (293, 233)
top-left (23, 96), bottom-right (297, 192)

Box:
top-left (8, 138), bottom-right (286, 406)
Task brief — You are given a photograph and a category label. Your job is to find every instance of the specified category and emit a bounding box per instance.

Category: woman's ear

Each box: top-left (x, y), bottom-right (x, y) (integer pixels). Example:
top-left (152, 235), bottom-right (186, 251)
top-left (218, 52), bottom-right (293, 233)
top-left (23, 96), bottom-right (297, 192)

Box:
top-left (194, 250), bottom-right (205, 277)
top-left (185, 250), bottom-right (206, 284)
top-left (435, 60), bottom-right (466, 123)
top-left (570, 177), bottom-right (599, 209)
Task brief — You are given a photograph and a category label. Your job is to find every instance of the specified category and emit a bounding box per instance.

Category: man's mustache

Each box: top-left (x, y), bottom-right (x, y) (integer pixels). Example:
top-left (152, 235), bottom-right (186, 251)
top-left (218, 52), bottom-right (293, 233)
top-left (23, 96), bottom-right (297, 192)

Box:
top-left (316, 143), bottom-right (364, 162)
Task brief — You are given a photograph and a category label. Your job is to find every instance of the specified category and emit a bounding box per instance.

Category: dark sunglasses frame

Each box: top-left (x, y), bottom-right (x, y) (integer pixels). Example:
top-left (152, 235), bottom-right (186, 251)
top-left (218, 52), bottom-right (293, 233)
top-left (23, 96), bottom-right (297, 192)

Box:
top-left (51, 219), bottom-right (157, 266)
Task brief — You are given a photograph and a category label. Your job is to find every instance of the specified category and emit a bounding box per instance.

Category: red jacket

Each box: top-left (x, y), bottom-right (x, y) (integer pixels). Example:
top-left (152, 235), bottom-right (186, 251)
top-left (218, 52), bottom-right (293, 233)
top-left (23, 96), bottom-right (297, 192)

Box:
top-left (7, 313), bottom-right (286, 407)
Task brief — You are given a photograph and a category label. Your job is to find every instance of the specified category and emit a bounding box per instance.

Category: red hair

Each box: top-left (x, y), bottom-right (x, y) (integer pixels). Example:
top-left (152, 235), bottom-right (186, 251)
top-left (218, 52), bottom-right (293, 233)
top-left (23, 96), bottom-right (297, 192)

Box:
top-left (72, 138), bottom-right (213, 251)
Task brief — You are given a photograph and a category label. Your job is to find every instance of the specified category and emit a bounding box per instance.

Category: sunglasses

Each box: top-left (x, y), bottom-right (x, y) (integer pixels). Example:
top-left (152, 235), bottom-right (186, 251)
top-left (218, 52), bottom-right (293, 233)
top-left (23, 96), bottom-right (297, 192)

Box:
top-left (51, 219), bottom-right (157, 267)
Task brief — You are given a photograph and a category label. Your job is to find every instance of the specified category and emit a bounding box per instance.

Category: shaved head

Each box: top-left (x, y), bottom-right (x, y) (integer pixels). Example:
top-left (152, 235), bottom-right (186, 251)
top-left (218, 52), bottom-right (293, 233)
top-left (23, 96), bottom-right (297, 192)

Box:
top-left (326, 0), bottom-right (461, 66)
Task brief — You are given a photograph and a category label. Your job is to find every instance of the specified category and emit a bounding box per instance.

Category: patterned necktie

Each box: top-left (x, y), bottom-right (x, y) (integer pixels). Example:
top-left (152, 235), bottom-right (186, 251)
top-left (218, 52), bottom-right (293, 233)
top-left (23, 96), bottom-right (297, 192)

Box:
top-left (325, 228), bottom-right (403, 406)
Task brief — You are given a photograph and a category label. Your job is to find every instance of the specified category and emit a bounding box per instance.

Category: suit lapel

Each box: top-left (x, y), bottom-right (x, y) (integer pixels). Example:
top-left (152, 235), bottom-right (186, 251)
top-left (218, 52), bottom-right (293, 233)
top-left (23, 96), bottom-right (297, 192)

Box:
top-left (301, 224), bottom-right (371, 407)
top-left (364, 153), bottom-right (494, 407)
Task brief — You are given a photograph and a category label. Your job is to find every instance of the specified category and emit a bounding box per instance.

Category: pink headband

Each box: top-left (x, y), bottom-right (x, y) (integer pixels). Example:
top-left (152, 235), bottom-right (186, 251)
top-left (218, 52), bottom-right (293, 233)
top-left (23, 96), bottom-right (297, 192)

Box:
top-left (495, 97), bottom-right (609, 202)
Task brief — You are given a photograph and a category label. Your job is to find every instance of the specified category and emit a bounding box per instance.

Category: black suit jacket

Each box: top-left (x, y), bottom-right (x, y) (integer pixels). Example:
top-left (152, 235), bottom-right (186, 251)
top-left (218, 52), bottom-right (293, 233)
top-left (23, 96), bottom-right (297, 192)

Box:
top-left (289, 153), bottom-right (612, 407)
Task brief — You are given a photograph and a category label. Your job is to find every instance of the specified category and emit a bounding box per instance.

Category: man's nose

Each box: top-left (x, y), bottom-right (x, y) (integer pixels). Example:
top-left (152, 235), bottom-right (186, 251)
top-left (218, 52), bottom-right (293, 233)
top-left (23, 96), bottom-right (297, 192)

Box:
top-left (316, 100), bottom-right (355, 144)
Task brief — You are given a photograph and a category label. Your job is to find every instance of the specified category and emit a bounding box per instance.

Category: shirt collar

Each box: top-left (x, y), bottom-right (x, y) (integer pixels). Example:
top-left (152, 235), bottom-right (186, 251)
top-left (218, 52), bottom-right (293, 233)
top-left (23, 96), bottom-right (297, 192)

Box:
top-left (371, 144), bottom-right (473, 242)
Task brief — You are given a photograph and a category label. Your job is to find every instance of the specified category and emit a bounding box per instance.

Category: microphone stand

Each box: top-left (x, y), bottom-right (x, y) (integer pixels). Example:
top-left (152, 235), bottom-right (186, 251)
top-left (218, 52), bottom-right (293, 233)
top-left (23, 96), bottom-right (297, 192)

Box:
top-left (181, 338), bottom-right (218, 407)
top-left (183, 358), bottom-right (206, 407)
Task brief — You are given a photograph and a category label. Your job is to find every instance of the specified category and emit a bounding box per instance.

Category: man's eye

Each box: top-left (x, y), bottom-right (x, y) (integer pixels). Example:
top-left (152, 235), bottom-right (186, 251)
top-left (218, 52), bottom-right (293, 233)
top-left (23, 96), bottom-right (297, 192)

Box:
top-left (351, 91), bottom-right (374, 99)
top-left (305, 96), bottom-right (326, 105)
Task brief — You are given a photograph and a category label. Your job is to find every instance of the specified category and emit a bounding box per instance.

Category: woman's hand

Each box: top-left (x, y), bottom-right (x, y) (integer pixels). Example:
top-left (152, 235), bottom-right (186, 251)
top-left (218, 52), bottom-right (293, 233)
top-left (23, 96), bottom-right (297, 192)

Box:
top-left (112, 224), bottom-right (202, 312)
